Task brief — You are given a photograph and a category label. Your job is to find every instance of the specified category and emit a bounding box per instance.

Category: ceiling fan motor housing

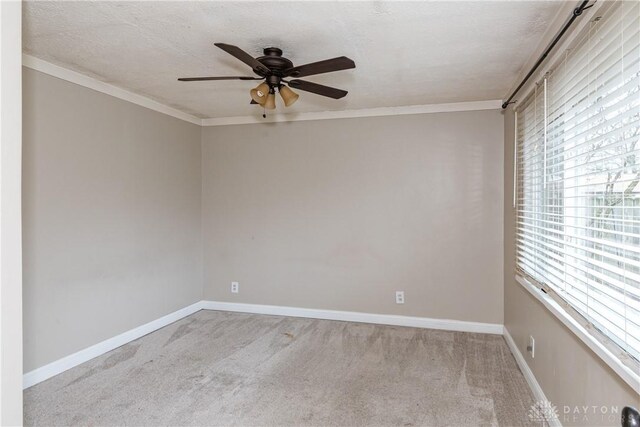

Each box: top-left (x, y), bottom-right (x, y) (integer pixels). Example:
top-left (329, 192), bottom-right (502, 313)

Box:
top-left (255, 47), bottom-right (294, 81)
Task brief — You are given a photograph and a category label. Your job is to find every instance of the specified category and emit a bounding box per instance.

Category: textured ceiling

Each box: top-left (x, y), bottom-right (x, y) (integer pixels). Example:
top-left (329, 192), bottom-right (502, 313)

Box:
top-left (23, 1), bottom-right (565, 119)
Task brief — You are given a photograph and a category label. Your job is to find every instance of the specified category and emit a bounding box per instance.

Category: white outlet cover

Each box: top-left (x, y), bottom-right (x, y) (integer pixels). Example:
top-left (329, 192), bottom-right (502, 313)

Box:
top-left (231, 282), bottom-right (239, 293)
top-left (528, 335), bottom-right (535, 358)
top-left (395, 291), bottom-right (405, 304)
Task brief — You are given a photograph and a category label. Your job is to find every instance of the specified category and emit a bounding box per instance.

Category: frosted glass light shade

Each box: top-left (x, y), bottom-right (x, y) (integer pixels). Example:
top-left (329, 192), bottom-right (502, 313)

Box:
top-left (264, 93), bottom-right (276, 110)
top-left (250, 82), bottom-right (270, 105)
top-left (279, 85), bottom-right (299, 107)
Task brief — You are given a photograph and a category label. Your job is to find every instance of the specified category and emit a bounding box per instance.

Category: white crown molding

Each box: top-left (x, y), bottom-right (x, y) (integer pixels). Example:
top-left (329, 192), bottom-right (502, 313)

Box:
top-left (22, 301), bottom-right (205, 389)
top-left (22, 54), bottom-right (202, 126)
top-left (201, 300), bottom-right (504, 335)
top-left (23, 54), bottom-right (501, 127)
top-left (504, 328), bottom-right (562, 427)
top-left (200, 100), bottom-right (502, 127)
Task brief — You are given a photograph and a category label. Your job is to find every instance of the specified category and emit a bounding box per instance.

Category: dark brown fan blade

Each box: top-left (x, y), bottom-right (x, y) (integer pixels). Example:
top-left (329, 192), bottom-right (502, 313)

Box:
top-left (214, 43), bottom-right (270, 75)
top-left (285, 56), bottom-right (355, 78)
top-left (250, 99), bottom-right (258, 104)
top-left (288, 79), bottom-right (348, 99)
top-left (178, 76), bottom-right (263, 81)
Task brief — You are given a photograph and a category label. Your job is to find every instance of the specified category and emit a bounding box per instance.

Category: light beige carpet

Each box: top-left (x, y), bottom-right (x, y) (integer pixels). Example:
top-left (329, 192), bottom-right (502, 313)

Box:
top-left (24, 310), bottom-right (535, 426)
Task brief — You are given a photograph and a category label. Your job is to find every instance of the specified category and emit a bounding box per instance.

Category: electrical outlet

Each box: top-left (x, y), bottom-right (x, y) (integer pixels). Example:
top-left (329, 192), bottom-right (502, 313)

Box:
top-left (395, 291), bottom-right (405, 304)
top-left (527, 335), bottom-right (535, 358)
top-left (231, 282), bottom-right (239, 293)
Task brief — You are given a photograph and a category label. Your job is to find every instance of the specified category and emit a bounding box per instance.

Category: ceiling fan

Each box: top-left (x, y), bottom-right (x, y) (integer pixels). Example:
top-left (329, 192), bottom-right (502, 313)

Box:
top-left (178, 43), bottom-right (355, 111)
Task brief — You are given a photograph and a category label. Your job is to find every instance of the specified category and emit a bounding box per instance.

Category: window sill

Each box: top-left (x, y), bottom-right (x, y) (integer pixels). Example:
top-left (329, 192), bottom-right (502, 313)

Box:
top-left (514, 274), bottom-right (640, 392)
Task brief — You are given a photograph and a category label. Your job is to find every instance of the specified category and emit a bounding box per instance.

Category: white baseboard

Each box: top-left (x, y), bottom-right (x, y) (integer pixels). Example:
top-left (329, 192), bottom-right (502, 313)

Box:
top-left (201, 301), bottom-right (504, 335)
top-left (22, 301), bottom-right (205, 389)
top-left (504, 327), bottom-right (562, 427)
top-left (23, 300), bottom-right (504, 389)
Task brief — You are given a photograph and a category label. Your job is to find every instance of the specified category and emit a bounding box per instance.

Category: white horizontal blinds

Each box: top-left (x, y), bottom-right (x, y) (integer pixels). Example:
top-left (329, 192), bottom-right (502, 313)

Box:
top-left (516, 0), bottom-right (640, 362)
top-left (517, 84), bottom-right (547, 284)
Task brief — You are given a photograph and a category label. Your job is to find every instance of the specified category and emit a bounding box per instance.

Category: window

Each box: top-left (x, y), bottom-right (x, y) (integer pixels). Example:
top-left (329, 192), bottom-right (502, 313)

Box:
top-left (515, 0), bottom-right (640, 366)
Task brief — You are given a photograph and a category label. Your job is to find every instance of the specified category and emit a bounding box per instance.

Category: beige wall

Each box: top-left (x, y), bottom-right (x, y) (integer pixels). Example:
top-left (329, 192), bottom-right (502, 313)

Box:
top-left (20, 53), bottom-right (639, 424)
top-left (503, 108), bottom-right (639, 426)
top-left (202, 110), bottom-right (504, 324)
top-left (22, 68), bottom-right (202, 372)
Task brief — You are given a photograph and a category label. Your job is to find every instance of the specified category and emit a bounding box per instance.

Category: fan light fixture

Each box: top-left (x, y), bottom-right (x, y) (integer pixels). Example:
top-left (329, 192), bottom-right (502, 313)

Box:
top-left (279, 85), bottom-right (299, 107)
top-left (250, 82), bottom-right (270, 105)
top-left (250, 83), bottom-right (299, 109)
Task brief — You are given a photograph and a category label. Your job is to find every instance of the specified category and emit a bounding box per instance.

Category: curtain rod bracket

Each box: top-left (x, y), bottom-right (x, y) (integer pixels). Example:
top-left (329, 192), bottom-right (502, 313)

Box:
top-left (574, 3), bottom-right (593, 16)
